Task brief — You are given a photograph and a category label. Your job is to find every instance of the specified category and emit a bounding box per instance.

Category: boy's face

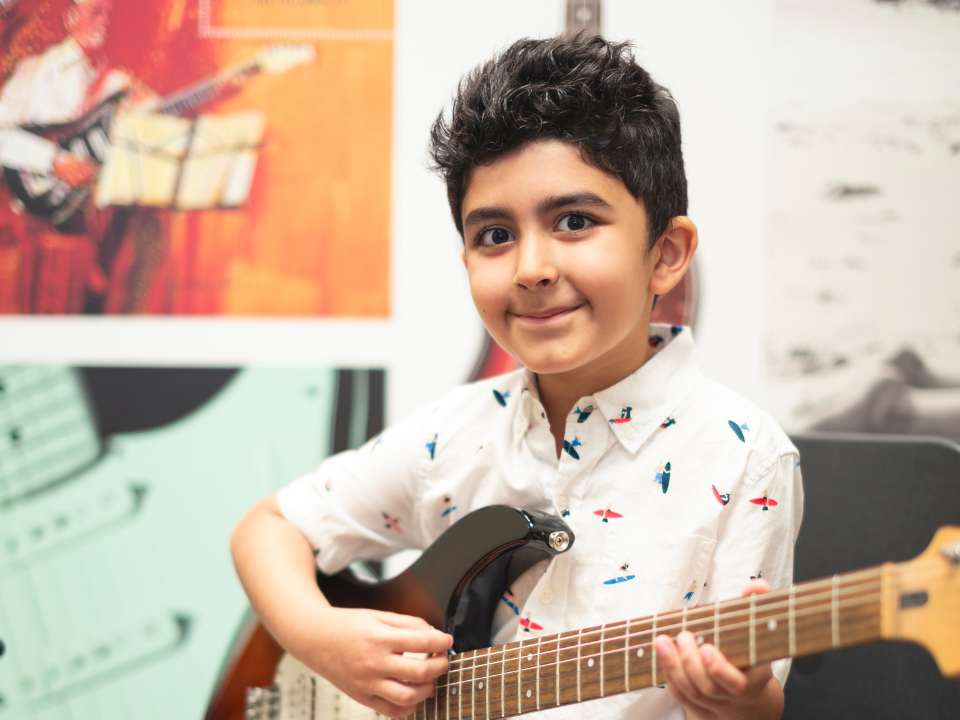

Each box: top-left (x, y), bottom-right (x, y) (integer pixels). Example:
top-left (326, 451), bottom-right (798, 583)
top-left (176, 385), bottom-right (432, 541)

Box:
top-left (461, 139), bottom-right (681, 386)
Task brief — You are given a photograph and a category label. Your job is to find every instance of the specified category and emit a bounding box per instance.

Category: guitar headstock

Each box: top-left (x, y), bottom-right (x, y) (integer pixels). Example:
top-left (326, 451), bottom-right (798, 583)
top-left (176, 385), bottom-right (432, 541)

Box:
top-left (888, 526), bottom-right (960, 677)
top-left (255, 44), bottom-right (317, 75)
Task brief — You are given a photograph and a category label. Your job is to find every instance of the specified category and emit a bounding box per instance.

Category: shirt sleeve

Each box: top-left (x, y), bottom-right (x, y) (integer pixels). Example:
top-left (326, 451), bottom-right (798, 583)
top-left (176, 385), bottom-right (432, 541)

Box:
top-left (699, 451), bottom-right (804, 686)
top-left (0, 128), bottom-right (58, 174)
top-left (277, 403), bottom-right (435, 575)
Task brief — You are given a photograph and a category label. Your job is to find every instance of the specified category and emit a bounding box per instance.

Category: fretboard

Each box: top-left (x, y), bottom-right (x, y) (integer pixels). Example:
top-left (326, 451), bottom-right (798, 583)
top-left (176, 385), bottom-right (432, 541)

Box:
top-left (412, 567), bottom-right (886, 720)
top-left (159, 64), bottom-right (259, 117)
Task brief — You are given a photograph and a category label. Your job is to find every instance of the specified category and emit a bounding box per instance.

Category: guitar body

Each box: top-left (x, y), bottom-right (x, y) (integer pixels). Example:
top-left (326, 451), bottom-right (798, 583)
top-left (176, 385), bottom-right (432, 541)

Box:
top-left (3, 92), bottom-right (125, 232)
top-left (205, 506), bottom-right (575, 720)
top-left (208, 503), bottom-right (960, 720)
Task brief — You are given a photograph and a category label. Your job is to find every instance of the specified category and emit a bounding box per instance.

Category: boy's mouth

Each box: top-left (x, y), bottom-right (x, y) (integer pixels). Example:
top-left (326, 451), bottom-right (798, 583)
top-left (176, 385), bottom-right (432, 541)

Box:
top-left (512, 304), bottom-right (582, 323)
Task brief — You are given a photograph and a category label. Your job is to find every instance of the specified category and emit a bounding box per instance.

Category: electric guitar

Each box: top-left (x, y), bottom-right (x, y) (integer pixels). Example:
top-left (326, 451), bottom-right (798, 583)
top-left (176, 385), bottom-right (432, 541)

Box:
top-left (204, 505), bottom-right (960, 720)
top-left (2, 43), bottom-right (315, 230)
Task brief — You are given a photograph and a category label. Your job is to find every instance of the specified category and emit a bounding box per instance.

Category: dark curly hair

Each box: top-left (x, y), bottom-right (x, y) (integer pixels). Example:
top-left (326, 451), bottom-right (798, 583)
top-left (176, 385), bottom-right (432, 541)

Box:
top-left (429, 34), bottom-right (687, 248)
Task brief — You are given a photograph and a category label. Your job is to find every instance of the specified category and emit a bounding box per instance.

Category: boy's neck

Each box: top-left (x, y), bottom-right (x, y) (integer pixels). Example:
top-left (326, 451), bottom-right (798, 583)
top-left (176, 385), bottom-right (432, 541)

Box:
top-left (536, 320), bottom-right (652, 458)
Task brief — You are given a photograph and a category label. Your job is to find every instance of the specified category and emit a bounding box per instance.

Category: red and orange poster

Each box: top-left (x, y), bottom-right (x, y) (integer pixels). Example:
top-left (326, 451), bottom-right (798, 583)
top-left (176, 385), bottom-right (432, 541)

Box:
top-left (0, 0), bottom-right (392, 316)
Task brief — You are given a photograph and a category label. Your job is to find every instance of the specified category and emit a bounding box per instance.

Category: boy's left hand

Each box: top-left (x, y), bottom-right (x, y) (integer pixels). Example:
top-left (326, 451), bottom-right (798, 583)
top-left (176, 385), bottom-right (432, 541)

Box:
top-left (654, 580), bottom-right (784, 720)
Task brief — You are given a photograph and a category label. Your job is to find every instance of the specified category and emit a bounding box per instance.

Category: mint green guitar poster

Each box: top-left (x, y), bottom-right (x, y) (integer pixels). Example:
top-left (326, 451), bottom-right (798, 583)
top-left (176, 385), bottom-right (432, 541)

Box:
top-left (0, 366), bottom-right (383, 720)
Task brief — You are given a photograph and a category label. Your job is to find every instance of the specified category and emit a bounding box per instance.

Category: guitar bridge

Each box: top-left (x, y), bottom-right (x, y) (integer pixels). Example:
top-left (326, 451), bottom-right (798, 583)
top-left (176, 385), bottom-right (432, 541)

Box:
top-left (245, 685), bottom-right (280, 720)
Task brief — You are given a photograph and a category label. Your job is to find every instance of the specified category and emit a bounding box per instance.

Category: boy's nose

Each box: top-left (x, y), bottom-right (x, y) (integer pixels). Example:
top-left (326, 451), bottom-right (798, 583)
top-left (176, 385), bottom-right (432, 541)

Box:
top-left (513, 234), bottom-right (558, 290)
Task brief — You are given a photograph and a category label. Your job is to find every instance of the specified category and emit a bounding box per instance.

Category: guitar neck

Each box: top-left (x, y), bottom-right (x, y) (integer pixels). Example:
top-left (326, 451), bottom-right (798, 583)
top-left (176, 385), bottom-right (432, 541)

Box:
top-left (159, 63), bottom-right (259, 116)
top-left (414, 565), bottom-right (893, 720)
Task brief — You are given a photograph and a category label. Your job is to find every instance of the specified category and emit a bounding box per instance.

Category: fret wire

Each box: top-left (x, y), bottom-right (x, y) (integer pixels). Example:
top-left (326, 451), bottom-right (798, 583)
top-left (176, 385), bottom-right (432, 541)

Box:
top-left (599, 624), bottom-right (605, 697)
top-left (485, 646), bottom-right (491, 720)
top-left (500, 646), bottom-right (505, 719)
top-left (831, 575), bottom-right (840, 648)
top-left (576, 628), bottom-right (582, 703)
top-left (516, 643), bottom-right (521, 715)
top-left (448, 570), bottom-right (890, 677)
top-left (535, 636), bottom-right (542, 710)
top-left (471, 650), bottom-right (476, 720)
top-left (651, 613), bottom-right (658, 687)
top-left (749, 593), bottom-right (756, 666)
top-left (682, 605), bottom-right (687, 634)
top-left (624, 620), bottom-right (630, 693)
top-left (457, 654), bottom-right (463, 720)
top-left (555, 633), bottom-right (562, 707)
top-left (433, 589), bottom-right (887, 695)
top-left (446, 662), bottom-right (451, 720)
top-left (789, 585), bottom-right (796, 658)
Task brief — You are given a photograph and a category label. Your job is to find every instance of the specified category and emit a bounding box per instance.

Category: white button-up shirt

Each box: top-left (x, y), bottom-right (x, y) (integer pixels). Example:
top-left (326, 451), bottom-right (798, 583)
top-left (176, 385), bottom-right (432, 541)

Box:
top-left (279, 325), bottom-right (803, 720)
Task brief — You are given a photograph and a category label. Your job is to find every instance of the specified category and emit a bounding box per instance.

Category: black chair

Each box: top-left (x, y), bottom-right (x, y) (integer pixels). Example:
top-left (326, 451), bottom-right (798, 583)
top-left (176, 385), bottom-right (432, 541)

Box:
top-left (784, 432), bottom-right (960, 720)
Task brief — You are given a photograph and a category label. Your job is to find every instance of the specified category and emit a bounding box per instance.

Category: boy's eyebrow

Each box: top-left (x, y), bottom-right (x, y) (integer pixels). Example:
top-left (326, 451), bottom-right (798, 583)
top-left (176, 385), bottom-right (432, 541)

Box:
top-left (536, 192), bottom-right (613, 215)
top-left (462, 192), bottom-right (613, 229)
top-left (462, 204), bottom-right (514, 229)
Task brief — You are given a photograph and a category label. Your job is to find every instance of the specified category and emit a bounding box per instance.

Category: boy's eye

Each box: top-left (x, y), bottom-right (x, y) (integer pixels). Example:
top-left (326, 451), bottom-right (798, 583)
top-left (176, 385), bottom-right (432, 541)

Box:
top-left (477, 227), bottom-right (514, 247)
top-left (557, 214), bottom-right (593, 232)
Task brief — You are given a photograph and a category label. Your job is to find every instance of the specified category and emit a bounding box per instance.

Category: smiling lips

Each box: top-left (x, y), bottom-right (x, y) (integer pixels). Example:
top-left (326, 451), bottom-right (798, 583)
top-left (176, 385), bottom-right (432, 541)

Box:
top-left (512, 305), bottom-right (582, 323)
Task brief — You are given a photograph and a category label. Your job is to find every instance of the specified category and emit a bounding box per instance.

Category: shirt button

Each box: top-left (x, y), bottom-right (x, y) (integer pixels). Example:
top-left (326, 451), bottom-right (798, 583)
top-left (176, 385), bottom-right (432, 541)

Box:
top-left (557, 495), bottom-right (568, 511)
top-left (624, 427), bottom-right (637, 441)
top-left (539, 589), bottom-right (554, 605)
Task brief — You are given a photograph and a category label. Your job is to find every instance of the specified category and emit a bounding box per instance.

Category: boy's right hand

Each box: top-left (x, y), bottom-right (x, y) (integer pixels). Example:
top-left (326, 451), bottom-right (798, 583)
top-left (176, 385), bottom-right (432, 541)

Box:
top-left (302, 607), bottom-right (453, 719)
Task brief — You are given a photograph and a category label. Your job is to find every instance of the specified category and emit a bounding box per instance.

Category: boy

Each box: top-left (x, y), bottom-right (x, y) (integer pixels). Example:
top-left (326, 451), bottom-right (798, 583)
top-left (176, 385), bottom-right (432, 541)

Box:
top-left (232, 35), bottom-right (802, 720)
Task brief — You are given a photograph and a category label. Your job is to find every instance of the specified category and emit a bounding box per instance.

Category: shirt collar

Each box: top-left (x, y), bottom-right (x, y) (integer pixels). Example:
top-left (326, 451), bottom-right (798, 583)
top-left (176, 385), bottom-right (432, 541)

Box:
top-left (514, 324), bottom-right (703, 452)
top-left (514, 374), bottom-right (549, 440)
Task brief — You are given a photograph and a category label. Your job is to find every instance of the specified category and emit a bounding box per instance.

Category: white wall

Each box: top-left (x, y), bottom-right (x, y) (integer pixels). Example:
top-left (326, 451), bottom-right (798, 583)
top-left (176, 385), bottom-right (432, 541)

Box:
top-left (0, 0), bottom-right (838, 426)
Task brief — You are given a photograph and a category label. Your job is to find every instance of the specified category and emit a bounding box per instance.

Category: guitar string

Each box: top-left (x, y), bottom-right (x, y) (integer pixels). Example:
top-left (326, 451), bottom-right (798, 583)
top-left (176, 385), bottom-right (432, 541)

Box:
top-left (439, 588), bottom-right (876, 684)
top-left (326, 563), bottom-right (941, 718)
top-left (304, 559), bottom-right (947, 720)
top-left (290, 568), bottom-right (928, 718)
top-left (443, 555), bottom-right (950, 675)
top-left (334, 561), bottom-right (942, 718)
top-left (336, 588), bottom-right (891, 720)
top-left (444, 566), bottom-right (890, 673)
top-left (431, 587), bottom-right (890, 693)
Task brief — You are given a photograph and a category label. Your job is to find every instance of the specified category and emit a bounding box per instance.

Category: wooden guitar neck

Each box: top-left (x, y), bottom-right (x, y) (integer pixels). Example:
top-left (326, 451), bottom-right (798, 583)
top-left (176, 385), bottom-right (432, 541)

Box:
top-left (211, 517), bottom-right (960, 720)
top-left (409, 527), bottom-right (960, 720)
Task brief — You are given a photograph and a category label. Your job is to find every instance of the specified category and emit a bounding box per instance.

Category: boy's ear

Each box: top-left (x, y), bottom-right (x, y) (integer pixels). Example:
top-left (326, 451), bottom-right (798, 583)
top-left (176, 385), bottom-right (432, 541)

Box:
top-left (461, 249), bottom-right (467, 268)
top-left (649, 217), bottom-right (698, 296)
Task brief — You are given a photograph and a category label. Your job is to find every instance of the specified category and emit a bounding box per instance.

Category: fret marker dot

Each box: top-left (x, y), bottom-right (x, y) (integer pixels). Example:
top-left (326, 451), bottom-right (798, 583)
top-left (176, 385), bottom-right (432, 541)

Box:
top-left (478, 682), bottom-right (483, 689)
top-left (696, 636), bottom-right (704, 645)
top-left (452, 688), bottom-right (457, 695)
top-left (526, 690), bottom-right (532, 698)
top-left (636, 648), bottom-right (644, 658)
top-left (768, 619), bottom-right (778, 631)
top-left (587, 658), bottom-right (594, 667)
top-left (527, 653), bottom-right (533, 661)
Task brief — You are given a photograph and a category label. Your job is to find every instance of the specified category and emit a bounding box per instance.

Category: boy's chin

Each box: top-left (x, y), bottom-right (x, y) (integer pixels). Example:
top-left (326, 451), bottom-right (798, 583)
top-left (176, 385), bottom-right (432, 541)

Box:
top-left (512, 349), bottom-right (592, 377)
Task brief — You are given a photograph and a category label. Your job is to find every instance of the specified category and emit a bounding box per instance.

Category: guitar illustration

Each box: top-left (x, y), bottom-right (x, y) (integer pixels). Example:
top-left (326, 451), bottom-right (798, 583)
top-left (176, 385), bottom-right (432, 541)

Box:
top-left (204, 506), bottom-right (960, 720)
top-left (0, 365), bottom-right (238, 509)
top-left (2, 43), bottom-right (315, 230)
